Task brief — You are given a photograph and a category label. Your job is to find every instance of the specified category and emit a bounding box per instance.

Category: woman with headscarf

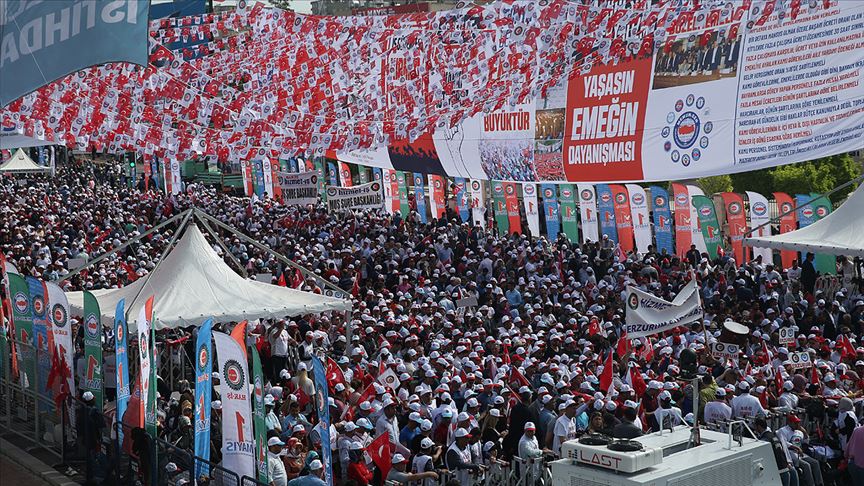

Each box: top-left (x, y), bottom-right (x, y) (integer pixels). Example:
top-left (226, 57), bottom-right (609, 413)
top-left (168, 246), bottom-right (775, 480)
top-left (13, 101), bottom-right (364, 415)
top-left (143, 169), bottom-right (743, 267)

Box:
top-left (835, 397), bottom-right (858, 451)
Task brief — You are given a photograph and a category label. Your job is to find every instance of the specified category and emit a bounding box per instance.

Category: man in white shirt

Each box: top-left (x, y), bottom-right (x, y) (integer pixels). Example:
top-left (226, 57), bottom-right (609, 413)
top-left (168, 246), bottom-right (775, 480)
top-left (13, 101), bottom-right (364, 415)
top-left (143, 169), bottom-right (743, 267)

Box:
top-left (703, 388), bottom-right (732, 425)
top-left (267, 437), bottom-right (288, 486)
top-left (777, 382), bottom-right (799, 409)
top-left (553, 401), bottom-right (578, 456)
top-left (518, 422), bottom-right (544, 482)
top-left (268, 320), bottom-right (291, 378)
top-left (731, 381), bottom-right (766, 419)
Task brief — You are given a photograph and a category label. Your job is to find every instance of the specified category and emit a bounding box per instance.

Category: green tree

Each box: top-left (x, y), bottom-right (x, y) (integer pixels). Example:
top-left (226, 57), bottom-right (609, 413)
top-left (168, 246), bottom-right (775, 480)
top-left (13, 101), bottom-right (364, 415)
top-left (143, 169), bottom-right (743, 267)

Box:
top-left (730, 154), bottom-right (860, 203)
top-left (696, 175), bottom-right (733, 195)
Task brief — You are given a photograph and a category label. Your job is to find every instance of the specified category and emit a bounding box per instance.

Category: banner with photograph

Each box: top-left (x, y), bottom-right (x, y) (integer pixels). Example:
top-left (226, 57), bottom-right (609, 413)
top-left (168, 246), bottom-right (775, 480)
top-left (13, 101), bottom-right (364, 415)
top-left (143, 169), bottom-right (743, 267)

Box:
top-left (721, 192), bottom-right (748, 264)
top-left (504, 182), bottom-right (521, 235)
top-left (610, 185), bottom-right (634, 252)
top-left (114, 299), bottom-right (130, 447)
top-left (491, 181), bottom-right (509, 235)
top-left (774, 192), bottom-right (798, 269)
top-left (27, 277), bottom-right (51, 405)
top-left (194, 318), bottom-right (214, 482)
top-left (326, 181), bottom-right (384, 212)
top-left (469, 179), bottom-right (485, 227)
top-left (453, 178), bottom-right (470, 223)
top-left (671, 183), bottom-right (692, 256)
top-left (82, 289), bottom-right (103, 410)
top-left (413, 173), bottom-right (428, 224)
top-left (277, 171), bottom-right (319, 206)
top-left (396, 171), bottom-right (409, 218)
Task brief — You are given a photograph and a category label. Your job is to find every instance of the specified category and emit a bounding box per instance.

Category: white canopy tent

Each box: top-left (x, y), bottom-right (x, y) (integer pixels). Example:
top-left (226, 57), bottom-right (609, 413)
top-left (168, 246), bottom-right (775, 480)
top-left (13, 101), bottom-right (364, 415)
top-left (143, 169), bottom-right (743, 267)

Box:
top-left (66, 224), bottom-right (352, 330)
top-left (744, 184), bottom-right (864, 257)
top-left (0, 148), bottom-right (51, 174)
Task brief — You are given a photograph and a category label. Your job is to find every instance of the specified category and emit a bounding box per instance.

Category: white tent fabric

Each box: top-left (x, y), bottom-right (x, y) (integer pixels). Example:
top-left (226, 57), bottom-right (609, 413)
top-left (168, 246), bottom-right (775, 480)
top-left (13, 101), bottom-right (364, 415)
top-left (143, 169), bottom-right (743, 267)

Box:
top-left (0, 131), bottom-right (55, 150)
top-left (744, 184), bottom-right (864, 257)
top-left (0, 148), bottom-right (50, 173)
top-left (66, 225), bottom-right (351, 330)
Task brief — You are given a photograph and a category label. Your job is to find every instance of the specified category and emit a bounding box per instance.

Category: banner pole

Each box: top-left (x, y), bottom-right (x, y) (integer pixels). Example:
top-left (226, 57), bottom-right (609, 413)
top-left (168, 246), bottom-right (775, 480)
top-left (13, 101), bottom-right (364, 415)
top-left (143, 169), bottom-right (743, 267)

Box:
top-left (194, 212), bottom-right (248, 278)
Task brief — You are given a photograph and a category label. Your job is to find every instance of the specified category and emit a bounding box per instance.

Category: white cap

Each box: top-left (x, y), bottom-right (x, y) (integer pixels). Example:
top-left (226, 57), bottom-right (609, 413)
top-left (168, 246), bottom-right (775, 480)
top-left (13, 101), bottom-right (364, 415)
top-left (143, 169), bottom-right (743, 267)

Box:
top-left (524, 422), bottom-right (536, 431)
top-left (82, 391), bottom-right (95, 401)
top-left (455, 428), bottom-right (471, 438)
top-left (344, 421), bottom-right (357, 432)
top-left (738, 381), bottom-right (750, 390)
top-left (309, 459), bottom-right (323, 470)
top-left (166, 463), bottom-right (178, 473)
top-left (268, 437), bottom-right (285, 447)
top-left (420, 437), bottom-right (435, 449)
top-left (391, 454), bottom-right (407, 464)
top-left (518, 385), bottom-right (531, 394)
top-left (297, 362), bottom-right (308, 371)
top-left (334, 383), bottom-right (346, 392)
top-left (489, 408), bottom-right (501, 417)
top-left (212, 400), bottom-right (222, 410)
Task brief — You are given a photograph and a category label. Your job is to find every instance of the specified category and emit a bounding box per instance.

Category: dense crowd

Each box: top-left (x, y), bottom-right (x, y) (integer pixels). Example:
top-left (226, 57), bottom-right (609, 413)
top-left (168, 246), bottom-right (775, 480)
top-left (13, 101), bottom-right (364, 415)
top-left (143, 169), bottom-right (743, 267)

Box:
top-left (3, 157), bottom-right (864, 486)
top-left (479, 140), bottom-right (536, 181)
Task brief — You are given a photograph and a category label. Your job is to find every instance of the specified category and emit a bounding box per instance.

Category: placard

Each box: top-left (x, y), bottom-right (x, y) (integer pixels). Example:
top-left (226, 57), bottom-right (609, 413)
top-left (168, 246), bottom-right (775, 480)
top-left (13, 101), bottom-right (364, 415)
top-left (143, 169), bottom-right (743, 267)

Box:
top-left (788, 351), bottom-right (812, 370)
top-left (778, 327), bottom-right (796, 347)
top-left (710, 342), bottom-right (740, 359)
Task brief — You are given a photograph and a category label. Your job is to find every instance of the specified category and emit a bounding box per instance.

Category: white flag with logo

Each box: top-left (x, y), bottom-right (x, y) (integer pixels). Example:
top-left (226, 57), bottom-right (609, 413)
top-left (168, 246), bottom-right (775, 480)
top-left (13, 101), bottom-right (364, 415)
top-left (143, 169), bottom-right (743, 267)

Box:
top-left (469, 179), bottom-right (485, 227)
top-left (686, 185), bottom-right (708, 254)
top-left (522, 183), bottom-right (540, 236)
top-left (45, 281), bottom-right (76, 429)
top-left (746, 191), bottom-right (773, 264)
top-left (383, 170), bottom-right (395, 214)
top-left (576, 184), bottom-right (599, 243)
top-left (214, 331), bottom-right (255, 480)
top-left (136, 298), bottom-right (153, 426)
top-left (625, 184), bottom-right (652, 254)
top-left (624, 279), bottom-right (702, 338)
top-left (262, 157), bottom-right (274, 197)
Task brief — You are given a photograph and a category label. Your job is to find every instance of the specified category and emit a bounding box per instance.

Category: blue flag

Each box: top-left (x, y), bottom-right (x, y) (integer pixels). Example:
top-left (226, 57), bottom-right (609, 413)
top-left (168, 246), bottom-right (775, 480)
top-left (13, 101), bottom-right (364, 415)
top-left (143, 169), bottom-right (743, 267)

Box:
top-left (194, 318), bottom-right (214, 482)
top-left (541, 185), bottom-right (560, 241)
top-left (595, 184), bottom-right (618, 244)
top-left (288, 157), bottom-right (299, 173)
top-left (26, 276), bottom-right (51, 404)
top-left (414, 173), bottom-right (428, 224)
top-left (114, 299), bottom-right (130, 447)
top-left (649, 186), bottom-right (674, 255)
top-left (0, 1), bottom-right (150, 106)
top-left (311, 357), bottom-right (333, 486)
top-left (795, 194), bottom-right (816, 227)
top-left (454, 178), bottom-right (470, 222)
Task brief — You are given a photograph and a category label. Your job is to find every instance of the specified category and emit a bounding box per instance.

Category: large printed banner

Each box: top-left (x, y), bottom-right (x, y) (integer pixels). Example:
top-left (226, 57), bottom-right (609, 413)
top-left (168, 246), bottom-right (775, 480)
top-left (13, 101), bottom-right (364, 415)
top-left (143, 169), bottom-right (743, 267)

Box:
top-left (326, 181), bottom-right (384, 212)
top-left (277, 171), bottom-right (319, 206)
top-left (214, 331), bottom-right (255, 481)
top-left (624, 280), bottom-right (702, 338)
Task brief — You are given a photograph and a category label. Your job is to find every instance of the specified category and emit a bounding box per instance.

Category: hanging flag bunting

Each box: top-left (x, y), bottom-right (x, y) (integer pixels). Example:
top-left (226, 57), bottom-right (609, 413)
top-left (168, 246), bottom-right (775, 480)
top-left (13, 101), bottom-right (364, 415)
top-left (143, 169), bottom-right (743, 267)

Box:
top-left (595, 184), bottom-right (618, 244)
top-left (687, 185), bottom-right (709, 255)
top-left (625, 184), bottom-right (651, 254)
top-left (773, 192), bottom-right (798, 269)
top-left (429, 175), bottom-right (446, 219)
top-left (27, 277), bottom-right (51, 404)
top-left (312, 356), bottom-right (334, 485)
top-left (114, 299), bottom-right (130, 447)
top-left (396, 171), bottom-right (409, 218)
top-left (575, 184), bottom-right (597, 243)
top-left (541, 185), bottom-right (560, 241)
top-left (250, 344), bottom-right (269, 485)
top-left (491, 181), bottom-right (509, 235)
top-left (692, 195), bottom-right (723, 259)
top-left (746, 192), bottom-right (773, 265)
top-left (469, 179), bottom-right (485, 227)
top-left (8, 273), bottom-right (33, 391)
top-left (213, 331), bottom-right (255, 481)
top-left (241, 160), bottom-right (254, 197)
top-left (262, 158), bottom-right (275, 197)
top-left (503, 182), bottom-right (521, 235)
top-left (453, 178), bottom-right (470, 222)
top-left (339, 162), bottom-right (353, 187)
top-left (136, 296), bottom-right (154, 430)
top-left (46, 282), bottom-right (75, 426)
top-left (671, 183), bottom-right (692, 257)
top-left (413, 173), bottom-right (428, 223)
top-left (194, 318), bottom-right (214, 483)
top-left (522, 183), bottom-right (540, 237)
top-left (560, 184), bottom-right (580, 243)
top-left (721, 193), bottom-right (748, 264)
top-left (649, 186), bottom-right (674, 256)
top-left (809, 193), bottom-right (835, 275)
top-left (610, 185), bottom-right (634, 252)
top-left (82, 290), bottom-right (103, 410)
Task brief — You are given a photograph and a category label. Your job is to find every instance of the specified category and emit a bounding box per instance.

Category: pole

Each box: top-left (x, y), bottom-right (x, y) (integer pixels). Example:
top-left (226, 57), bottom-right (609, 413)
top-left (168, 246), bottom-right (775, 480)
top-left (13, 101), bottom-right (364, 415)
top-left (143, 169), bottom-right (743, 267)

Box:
top-left (194, 213), bottom-right (248, 278)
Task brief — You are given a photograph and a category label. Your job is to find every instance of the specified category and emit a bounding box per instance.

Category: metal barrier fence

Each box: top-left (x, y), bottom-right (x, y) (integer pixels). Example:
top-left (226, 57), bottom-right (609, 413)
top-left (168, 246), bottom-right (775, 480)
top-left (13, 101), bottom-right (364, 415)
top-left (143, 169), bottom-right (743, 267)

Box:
top-left (384, 456), bottom-right (554, 486)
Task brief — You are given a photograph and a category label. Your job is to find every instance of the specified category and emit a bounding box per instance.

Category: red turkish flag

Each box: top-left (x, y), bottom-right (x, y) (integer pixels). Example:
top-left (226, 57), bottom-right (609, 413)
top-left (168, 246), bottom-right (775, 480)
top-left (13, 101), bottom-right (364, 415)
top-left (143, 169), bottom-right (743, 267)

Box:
top-left (810, 366), bottom-right (820, 386)
top-left (368, 432), bottom-right (392, 480)
top-left (627, 365), bottom-right (647, 398)
top-left (838, 335), bottom-right (856, 359)
top-left (277, 273), bottom-right (287, 287)
top-left (599, 351), bottom-right (615, 394)
top-left (775, 368), bottom-right (785, 395)
top-left (326, 357), bottom-right (345, 387)
top-left (617, 334), bottom-right (632, 357)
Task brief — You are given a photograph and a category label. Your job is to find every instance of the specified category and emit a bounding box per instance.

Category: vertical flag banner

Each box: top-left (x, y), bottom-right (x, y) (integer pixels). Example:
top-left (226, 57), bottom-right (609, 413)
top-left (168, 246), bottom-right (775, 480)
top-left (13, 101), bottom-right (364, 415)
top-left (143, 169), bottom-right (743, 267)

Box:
top-left (649, 186), bottom-right (674, 256)
top-left (250, 345), bottom-right (268, 485)
top-left (610, 185), bottom-right (634, 252)
top-left (721, 193), bottom-right (749, 264)
top-left (358, 166), bottom-right (370, 184)
top-left (327, 162), bottom-right (339, 186)
top-left (262, 158), bottom-right (274, 197)
top-left (252, 160), bottom-right (265, 198)
top-left (413, 173), bottom-right (428, 224)
top-left (382, 170), bottom-right (395, 214)
top-left (194, 319), bottom-right (214, 483)
top-left (241, 161), bottom-right (254, 197)
top-left (429, 175), bottom-right (446, 219)
top-left (311, 357), bottom-right (334, 486)
top-left (469, 179), bottom-right (485, 227)
top-left (372, 167), bottom-right (383, 184)
top-left (503, 182), bottom-right (521, 235)
top-left (214, 331), bottom-right (255, 481)
top-left (686, 185), bottom-right (709, 255)
top-left (560, 184), bottom-right (580, 242)
top-left (314, 158), bottom-right (327, 199)
top-left (491, 181), bottom-right (509, 235)
top-left (136, 297), bottom-right (154, 430)
top-left (339, 162), bottom-right (353, 187)
top-left (114, 299), bottom-right (130, 447)
top-left (692, 195), bottom-right (722, 259)
top-left (269, 159), bottom-right (282, 200)
top-left (595, 184), bottom-right (618, 244)
top-left (27, 277), bottom-right (51, 403)
top-left (522, 183), bottom-right (540, 237)
top-left (46, 282), bottom-right (75, 423)
top-left (82, 290), bottom-right (103, 410)
top-left (746, 192), bottom-right (774, 265)
top-left (143, 157), bottom-right (151, 191)
top-left (286, 158), bottom-right (297, 173)
top-left (671, 183), bottom-right (692, 256)
top-left (774, 192), bottom-right (798, 269)
top-left (809, 194), bottom-right (835, 275)
top-left (397, 171), bottom-right (409, 218)
top-left (8, 273), bottom-right (33, 390)
top-left (454, 178), bottom-right (470, 222)
top-left (575, 184), bottom-right (597, 243)
top-left (541, 185), bottom-right (560, 241)
top-left (625, 185), bottom-right (652, 254)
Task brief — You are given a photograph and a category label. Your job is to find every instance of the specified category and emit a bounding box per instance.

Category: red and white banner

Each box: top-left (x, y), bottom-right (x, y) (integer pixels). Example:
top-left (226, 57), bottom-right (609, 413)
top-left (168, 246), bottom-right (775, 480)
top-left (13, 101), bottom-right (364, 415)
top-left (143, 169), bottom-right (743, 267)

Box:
top-left (625, 184), bottom-right (651, 254)
top-left (671, 183), bottom-right (692, 256)
top-left (610, 185), bottom-right (634, 253)
top-left (214, 331), bottom-right (255, 480)
top-left (339, 162), bottom-right (353, 187)
top-left (576, 184), bottom-right (598, 244)
top-left (241, 161), bottom-right (254, 197)
top-left (383, 170), bottom-right (397, 214)
top-left (522, 183), bottom-right (540, 237)
top-left (261, 158), bottom-right (274, 197)
top-left (45, 281), bottom-right (75, 423)
top-left (136, 297), bottom-right (154, 427)
top-left (774, 192), bottom-right (798, 269)
top-left (746, 191), bottom-right (773, 265)
top-left (164, 159), bottom-right (182, 195)
top-left (503, 182), bottom-right (521, 235)
top-left (721, 192), bottom-right (748, 263)
top-left (429, 175), bottom-right (446, 219)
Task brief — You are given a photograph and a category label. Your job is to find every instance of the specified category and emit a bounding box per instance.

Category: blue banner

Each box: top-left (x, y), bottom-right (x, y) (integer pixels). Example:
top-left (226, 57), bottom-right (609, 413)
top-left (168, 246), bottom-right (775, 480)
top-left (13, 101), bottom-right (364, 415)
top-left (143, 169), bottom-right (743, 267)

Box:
top-left (327, 162), bottom-right (338, 186)
top-left (311, 357), bottom-right (333, 486)
top-left (541, 184), bottom-right (560, 241)
top-left (114, 299), bottom-right (130, 447)
top-left (372, 167), bottom-right (383, 183)
top-left (595, 184), bottom-right (618, 244)
top-left (414, 173), bottom-right (428, 224)
top-left (194, 318), bottom-right (213, 482)
top-left (288, 157), bottom-right (298, 173)
top-left (649, 186), bottom-right (674, 255)
top-left (252, 160), bottom-right (265, 197)
top-left (26, 277), bottom-right (50, 401)
top-left (151, 157), bottom-right (161, 190)
top-left (796, 194), bottom-right (816, 228)
top-left (454, 178), bottom-right (470, 222)
top-left (0, 0), bottom-right (151, 106)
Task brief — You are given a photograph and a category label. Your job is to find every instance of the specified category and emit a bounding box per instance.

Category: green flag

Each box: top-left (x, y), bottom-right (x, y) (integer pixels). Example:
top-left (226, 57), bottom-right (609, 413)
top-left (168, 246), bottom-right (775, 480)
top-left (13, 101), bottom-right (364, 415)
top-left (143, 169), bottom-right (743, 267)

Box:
top-left (810, 193), bottom-right (835, 275)
top-left (692, 195), bottom-right (723, 259)
top-left (9, 273), bottom-right (34, 391)
top-left (491, 181), bottom-right (509, 235)
top-left (358, 166), bottom-right (369, 184)
top-left (82, 291), bottom-right (104, 410)
top-left (397, 171), bottom-right (409, 218)
top-left (559, 184), bottom-right (579, 242)
top-left (250, 346), bottom-right (268, 484)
